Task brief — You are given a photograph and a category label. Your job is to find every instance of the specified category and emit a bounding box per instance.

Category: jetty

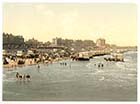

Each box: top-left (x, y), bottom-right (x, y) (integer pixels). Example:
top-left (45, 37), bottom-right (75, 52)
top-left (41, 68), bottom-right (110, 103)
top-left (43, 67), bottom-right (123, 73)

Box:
top-left (71, 48), bottom-right (128, 61)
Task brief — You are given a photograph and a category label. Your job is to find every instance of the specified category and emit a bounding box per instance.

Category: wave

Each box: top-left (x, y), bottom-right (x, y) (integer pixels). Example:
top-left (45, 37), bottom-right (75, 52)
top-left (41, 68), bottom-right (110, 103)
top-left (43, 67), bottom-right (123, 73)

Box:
top-left (115, 61), bottom-right (136, 69)
top-left (3, 91), bottom-right (21, 96)
top-left (86, 63), bottom-right (94, 69)
top-left (115, 62), bottom-right (126, 69)
top-left (3, 74), bottom-right (6, 78)
top-left (125, 51), bottom-right (137, 54)
top-left (99, 76), bottom-right (105, 81)
top-left (127, 74), bottom-right (137, 77)
top-left (3, 78), bottom-right (16, 82)
top-left (92, 69), bottom-right (104, 75)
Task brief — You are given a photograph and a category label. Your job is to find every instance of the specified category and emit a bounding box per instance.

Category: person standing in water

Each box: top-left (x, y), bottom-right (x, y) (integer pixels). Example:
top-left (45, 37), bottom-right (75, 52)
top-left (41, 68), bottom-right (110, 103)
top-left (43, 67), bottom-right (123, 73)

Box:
top-left (38, 64), bottom-right (40, 68)
top-left (37, 64), bottom-right (40, 73)
top-left (16, 72), bottom-right (19, 79)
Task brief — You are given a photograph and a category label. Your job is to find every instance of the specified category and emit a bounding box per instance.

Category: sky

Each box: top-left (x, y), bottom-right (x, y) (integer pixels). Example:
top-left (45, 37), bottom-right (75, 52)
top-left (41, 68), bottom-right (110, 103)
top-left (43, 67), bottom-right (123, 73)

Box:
top-left (3, 3), bottom-right (137, 46)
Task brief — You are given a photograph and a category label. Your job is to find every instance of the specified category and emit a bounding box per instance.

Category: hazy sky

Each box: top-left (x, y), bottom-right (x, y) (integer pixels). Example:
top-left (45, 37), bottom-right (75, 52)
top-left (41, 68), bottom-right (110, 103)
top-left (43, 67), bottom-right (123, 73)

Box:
top-left (3, 3), bottom-right (137, 46)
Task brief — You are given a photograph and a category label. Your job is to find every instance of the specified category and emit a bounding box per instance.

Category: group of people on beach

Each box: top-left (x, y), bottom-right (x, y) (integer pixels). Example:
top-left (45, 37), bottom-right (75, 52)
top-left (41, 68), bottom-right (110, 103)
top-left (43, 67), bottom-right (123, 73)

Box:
top-left (16, 72), bottom-right (31, 81)
top-left (60, 62), bottom-right (67, 66)
top-left (95, 63), bottom-right (104, 68)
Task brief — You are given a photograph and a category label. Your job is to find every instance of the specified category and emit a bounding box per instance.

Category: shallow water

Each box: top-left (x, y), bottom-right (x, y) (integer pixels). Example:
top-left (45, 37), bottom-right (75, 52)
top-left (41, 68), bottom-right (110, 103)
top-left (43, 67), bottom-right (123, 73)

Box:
top-left (3, 51), bottom-right (137, 101)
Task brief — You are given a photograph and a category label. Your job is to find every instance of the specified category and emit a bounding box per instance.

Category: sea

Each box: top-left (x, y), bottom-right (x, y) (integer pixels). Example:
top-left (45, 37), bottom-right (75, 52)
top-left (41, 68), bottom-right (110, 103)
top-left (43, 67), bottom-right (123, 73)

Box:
top-left (3, 51), bottom-right (137, 101)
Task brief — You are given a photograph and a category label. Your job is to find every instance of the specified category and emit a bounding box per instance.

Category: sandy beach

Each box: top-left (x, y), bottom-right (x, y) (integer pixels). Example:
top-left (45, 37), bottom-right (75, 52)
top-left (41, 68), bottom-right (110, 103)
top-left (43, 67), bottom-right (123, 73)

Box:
top-left (3, 58), bottom-right (37, 69)
top-left (3, 57), bottom-right (69, 69)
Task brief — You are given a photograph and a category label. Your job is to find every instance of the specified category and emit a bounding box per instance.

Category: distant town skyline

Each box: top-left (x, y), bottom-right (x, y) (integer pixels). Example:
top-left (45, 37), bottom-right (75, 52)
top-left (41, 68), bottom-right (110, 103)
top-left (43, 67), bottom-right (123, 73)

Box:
top-left (3, 3), bottom-right (137, 46)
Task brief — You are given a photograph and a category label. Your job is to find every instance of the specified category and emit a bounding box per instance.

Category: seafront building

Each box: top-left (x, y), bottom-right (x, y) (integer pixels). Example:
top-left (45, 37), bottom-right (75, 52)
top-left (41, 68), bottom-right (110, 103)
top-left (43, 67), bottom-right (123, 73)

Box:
top-left (96, 38), bottom-right (106, 48)
top-left (52, 37), bottom-right (63, 46)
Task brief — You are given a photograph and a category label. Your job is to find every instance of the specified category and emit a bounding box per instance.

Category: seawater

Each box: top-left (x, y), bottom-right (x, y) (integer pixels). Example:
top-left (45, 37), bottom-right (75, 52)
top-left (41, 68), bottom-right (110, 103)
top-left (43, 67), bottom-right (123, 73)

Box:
top-left (3, 51), bottom-right (137, 101)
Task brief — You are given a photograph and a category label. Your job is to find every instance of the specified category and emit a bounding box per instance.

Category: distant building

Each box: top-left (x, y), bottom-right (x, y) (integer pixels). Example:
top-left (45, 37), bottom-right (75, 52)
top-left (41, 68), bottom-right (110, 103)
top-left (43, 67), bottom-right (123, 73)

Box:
top-left (52, 38), bottom-right (57, 45)
top-left (26, 38), bottom-right (42, 48)
top-left (26, 38), bottom-right (38, 45)
top-left (52, 37), bottom-right (63, 46)
top-left (96, 38), bottom-right (106, 48)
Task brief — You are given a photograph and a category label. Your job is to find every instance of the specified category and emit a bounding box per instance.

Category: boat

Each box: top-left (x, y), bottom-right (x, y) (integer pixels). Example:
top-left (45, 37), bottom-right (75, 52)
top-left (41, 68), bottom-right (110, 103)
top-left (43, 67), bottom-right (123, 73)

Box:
top-left (77, 52), bottom-right (90, 61)
top-left (112, 53), bottom-right (124, 62)
top-left (104, 53), bottom-right (124, 62)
